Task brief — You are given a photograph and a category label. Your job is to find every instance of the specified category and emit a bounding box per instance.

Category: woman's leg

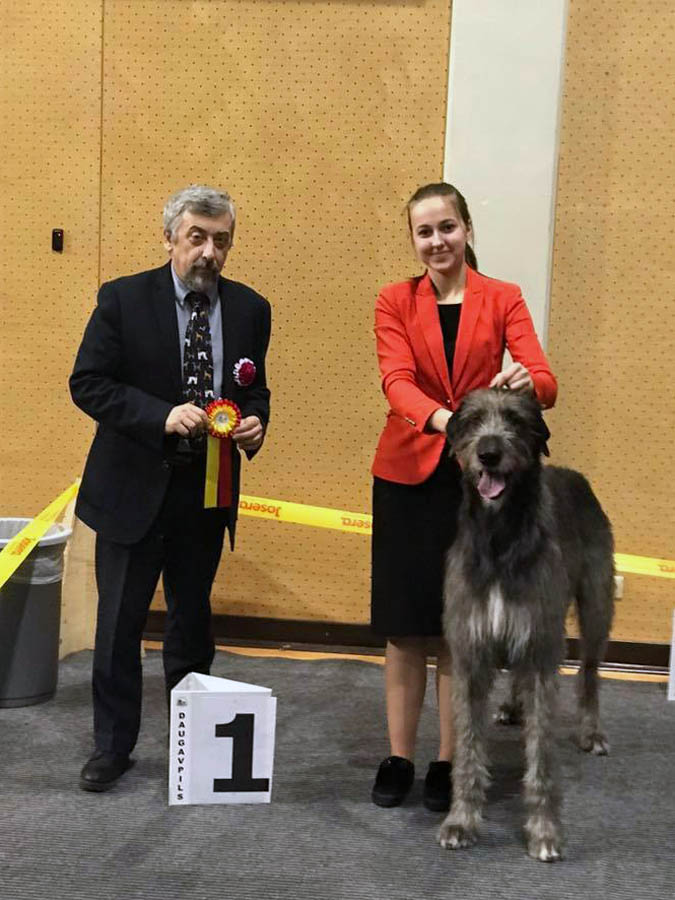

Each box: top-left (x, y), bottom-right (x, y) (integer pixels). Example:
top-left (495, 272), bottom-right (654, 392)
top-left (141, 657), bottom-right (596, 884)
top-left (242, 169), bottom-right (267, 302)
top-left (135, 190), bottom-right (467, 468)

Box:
top-left (385, 636), bottom-right (428, 760)
top-left (432, 638), bottom-right (454, 761)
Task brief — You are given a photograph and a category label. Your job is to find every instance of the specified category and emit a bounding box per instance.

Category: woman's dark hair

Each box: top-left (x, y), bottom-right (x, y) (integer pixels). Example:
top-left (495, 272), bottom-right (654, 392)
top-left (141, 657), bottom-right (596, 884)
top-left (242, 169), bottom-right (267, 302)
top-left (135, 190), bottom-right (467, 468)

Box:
top-left (406, 182), bottom-right (477, 270)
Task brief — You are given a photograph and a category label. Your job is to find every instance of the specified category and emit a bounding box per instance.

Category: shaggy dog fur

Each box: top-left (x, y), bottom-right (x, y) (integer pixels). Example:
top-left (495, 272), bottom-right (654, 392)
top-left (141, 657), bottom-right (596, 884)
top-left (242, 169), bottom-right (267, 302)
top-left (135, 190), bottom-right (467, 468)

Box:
top-left (438, 388), bottom-right (614, 862)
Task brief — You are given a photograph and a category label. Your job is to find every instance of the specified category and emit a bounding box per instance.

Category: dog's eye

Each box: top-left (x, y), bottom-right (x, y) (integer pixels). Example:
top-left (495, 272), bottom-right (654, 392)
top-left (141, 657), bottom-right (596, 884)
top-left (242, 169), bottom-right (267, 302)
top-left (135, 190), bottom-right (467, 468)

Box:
top-left (504, 411), bottom-right (525, 430)
top-left (455, 411), bottom-right (482, 431)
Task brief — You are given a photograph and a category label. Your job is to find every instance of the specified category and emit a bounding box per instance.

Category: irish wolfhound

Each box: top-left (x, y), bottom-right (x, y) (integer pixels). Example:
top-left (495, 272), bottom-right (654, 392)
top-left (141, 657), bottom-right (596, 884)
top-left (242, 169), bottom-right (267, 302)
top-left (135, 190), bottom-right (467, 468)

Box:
top-left (438, 388), bottom-right (614, 862)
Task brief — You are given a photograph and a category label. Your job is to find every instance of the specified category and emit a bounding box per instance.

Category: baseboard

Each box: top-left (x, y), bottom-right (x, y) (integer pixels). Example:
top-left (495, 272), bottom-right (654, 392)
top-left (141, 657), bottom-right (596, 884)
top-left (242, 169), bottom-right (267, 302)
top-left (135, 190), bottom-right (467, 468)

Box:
top-left (564, 638), bottom-right (669, 673)
top-left (145, 611), bottom-right (384, 653)
top-left (144, 611), bottom-right (670, 673)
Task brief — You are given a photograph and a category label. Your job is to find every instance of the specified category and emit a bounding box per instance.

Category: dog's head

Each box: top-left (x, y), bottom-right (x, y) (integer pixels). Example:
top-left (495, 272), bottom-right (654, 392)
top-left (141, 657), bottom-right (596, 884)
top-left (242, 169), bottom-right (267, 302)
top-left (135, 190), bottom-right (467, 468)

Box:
top-left (446, 388), bottom-right (550, 506)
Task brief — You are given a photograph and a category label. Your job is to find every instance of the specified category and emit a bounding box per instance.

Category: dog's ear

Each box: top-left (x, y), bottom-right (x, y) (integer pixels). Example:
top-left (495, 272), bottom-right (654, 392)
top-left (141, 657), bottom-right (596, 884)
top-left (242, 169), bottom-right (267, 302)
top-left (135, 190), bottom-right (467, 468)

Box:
top-left (534, 409), bottom-right (551, 457)
top-left (445, 407), bottom-right (462, 447)
top-left (519, 391), bottom-right (551, 457)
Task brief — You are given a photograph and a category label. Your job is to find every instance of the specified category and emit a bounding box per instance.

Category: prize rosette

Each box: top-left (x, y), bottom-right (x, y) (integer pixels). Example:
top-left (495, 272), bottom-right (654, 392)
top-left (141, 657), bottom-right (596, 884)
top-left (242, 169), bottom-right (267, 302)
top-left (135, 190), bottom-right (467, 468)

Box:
top-left (206, 398), bottom-right (241, 438)
top-left (204, 399), bottom-right (241, 508)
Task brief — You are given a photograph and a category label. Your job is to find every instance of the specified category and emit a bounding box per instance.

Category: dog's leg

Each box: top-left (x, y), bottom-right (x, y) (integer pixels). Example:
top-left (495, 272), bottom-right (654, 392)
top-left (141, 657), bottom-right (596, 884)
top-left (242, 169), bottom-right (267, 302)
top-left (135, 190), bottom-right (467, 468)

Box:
top-left (521, 672), bottom-right (563, 862)
top-left (575, 574), bottom-right (613, 755)
top-left (437, 664), bottom-right (492, 850)
top-left (496, 670), bottom-right (524, 725)
top-left (576, 657), bottom-right (609, 755)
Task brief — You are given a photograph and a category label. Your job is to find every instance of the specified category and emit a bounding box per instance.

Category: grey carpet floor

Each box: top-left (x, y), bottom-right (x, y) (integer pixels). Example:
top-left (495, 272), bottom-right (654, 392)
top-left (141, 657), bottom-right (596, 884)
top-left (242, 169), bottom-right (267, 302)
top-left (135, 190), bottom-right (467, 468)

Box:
top-left (1, 649), bottom-right (673, 900)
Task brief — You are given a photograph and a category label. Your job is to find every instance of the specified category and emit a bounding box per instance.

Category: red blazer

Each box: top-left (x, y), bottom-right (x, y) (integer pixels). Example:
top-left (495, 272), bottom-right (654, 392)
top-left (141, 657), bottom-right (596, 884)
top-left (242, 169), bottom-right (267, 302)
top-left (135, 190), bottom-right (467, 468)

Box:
top-left (372, 266), bottom-right (557, 484)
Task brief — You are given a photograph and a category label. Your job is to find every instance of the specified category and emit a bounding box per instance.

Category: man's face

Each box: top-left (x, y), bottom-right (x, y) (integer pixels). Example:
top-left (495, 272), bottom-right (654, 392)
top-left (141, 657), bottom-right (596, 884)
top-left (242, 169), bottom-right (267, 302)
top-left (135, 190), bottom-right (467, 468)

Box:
top-left (165, 210), bottom-right (234, 292)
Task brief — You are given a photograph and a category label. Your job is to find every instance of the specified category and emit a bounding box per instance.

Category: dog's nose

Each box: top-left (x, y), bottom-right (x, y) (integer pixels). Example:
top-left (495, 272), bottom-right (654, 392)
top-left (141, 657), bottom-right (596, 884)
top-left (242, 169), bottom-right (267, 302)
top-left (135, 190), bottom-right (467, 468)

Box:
top-left (477, 437), bottom-right (502, 468)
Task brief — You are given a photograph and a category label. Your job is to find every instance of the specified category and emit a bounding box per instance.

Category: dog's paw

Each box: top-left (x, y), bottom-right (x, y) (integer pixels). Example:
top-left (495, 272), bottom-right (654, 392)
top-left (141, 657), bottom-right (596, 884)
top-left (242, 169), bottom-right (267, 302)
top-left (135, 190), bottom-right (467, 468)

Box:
top-left (527, 837), bottom-right (563, 863)
top-left (495, 703), bottom-right (523, 726)
top-left (579, 730), bottom-right (610, 755)
top-left (437, 821), bottom-right (478, 850)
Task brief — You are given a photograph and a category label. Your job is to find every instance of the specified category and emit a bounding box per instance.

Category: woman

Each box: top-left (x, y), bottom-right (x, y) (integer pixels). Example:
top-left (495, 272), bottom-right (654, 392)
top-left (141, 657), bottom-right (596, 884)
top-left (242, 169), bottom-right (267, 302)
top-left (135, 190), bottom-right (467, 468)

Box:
top-left (370, 182), bottom-right (557, 811)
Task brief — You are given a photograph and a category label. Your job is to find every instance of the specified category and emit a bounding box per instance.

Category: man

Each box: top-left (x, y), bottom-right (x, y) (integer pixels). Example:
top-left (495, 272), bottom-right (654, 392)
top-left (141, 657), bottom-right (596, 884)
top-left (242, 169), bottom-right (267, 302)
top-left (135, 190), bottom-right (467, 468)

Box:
top-left (70, 185), bottom-right (271, 792)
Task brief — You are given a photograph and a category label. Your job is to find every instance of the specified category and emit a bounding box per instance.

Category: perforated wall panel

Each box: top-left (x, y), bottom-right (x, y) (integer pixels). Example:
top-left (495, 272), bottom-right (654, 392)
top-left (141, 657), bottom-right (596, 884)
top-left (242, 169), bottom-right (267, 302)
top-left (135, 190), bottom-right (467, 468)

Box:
top-left (97, 0), bottom-right (453, 622)
top-left (549, 0), bottom-right (674, 642)
top-left (0, 2), bottom-right (102, 515)
top-left (5, 1), bottom-right (672, 644)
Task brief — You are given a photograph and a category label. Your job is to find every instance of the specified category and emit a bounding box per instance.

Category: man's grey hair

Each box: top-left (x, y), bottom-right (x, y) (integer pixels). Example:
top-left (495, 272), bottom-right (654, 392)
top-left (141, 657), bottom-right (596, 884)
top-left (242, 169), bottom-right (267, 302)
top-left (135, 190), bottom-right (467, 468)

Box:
top-left (163, 185), bottom-right (236, 240)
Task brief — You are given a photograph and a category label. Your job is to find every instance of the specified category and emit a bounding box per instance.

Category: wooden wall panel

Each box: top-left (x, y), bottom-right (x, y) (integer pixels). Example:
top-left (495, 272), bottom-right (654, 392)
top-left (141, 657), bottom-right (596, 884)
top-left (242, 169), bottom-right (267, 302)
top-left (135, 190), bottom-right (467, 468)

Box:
top-left (99, 1), bottom-right (452, 623)
top-left (548, 0), bottom-right (674, 642)
top-left (0, 1), bottom-right (102, 516)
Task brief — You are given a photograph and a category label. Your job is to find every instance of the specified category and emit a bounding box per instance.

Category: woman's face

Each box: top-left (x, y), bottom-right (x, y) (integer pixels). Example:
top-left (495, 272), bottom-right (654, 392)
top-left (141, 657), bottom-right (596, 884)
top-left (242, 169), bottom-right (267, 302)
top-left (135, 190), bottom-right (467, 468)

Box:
top-left (409, 195), bottom-right (472, 278)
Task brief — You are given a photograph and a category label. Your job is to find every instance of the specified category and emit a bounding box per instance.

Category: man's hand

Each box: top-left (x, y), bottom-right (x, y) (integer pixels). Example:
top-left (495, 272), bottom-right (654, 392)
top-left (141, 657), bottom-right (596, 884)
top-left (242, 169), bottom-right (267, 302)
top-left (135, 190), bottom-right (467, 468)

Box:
top-left (164, 403), bottom-right (208, 437)
top-left (232, 415), bottom-right (264, 451)
top-left (489, 363), bottom-right (534, 393)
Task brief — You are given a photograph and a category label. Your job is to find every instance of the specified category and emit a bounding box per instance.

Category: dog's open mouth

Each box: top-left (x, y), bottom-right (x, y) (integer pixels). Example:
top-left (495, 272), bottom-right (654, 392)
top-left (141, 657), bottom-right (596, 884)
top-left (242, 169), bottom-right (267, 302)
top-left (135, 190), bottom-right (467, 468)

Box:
top-left (477, 470), bottom-right (506, 501)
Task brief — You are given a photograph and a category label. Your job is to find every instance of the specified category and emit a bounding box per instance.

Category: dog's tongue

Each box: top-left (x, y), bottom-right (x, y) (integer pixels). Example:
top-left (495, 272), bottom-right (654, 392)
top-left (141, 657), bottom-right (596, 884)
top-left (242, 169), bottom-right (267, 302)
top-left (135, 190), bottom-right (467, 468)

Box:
top-left (478, 471), bottom-right (506, 500)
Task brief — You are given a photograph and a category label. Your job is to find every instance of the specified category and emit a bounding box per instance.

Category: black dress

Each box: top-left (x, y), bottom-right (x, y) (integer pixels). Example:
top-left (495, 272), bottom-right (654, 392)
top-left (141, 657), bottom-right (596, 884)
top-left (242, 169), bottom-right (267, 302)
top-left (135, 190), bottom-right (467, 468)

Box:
top-left (371, 303), bottom-right (463, 637)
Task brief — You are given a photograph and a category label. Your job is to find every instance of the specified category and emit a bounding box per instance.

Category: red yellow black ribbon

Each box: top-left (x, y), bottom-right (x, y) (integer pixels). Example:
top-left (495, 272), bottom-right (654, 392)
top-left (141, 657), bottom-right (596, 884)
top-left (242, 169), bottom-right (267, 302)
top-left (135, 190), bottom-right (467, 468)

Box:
top-left (204, 399), bottom-right (241, 508)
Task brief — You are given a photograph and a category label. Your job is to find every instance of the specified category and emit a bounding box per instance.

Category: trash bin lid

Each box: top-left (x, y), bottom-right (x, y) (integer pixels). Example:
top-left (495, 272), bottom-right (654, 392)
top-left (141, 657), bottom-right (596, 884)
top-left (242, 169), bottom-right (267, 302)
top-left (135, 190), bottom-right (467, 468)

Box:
top-left (0, 518), bottom-right (72, 548)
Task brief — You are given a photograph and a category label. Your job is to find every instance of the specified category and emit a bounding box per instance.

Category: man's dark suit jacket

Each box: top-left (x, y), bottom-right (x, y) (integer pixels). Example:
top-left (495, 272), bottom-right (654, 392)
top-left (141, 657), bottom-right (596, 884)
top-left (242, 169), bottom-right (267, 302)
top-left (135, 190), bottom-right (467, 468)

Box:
top-left (70, 263), bottom-right (271, 546)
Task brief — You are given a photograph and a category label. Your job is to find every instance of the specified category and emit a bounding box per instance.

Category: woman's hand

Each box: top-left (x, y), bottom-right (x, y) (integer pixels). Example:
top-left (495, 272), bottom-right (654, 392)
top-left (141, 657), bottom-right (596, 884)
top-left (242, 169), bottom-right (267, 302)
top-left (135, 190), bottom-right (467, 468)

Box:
top-left (427, 408), bottom-right (453, 434)
top-left (489, 363), bottom-right (534, 394)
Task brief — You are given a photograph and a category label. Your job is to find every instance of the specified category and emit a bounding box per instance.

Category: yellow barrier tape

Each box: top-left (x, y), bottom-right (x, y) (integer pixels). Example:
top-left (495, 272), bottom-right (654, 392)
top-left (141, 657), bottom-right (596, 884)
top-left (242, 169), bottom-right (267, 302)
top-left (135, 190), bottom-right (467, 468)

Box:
top-left (239, 494), bottom-right (372, 535)
top-left (614, 553), bottom-right (675, 579)
top-left (0, 481), bottom-right (79, 589)
top-left (1, 482), bottom-right (670, 586)
top-left (238, 494), bottom-right (674, 578)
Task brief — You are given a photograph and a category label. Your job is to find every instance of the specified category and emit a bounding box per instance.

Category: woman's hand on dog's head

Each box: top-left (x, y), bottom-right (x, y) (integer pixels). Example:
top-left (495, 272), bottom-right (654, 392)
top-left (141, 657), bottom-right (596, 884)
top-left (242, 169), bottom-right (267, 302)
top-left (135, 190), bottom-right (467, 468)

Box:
top-left (490, 363), bottom-right (534, 394)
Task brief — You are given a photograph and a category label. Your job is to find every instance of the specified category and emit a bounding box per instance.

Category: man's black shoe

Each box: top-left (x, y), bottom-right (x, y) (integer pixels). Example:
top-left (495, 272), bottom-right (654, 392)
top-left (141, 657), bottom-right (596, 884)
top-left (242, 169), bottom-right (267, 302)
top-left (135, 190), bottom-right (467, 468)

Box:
top-left (79, 751), bottom-right (134, 792)
top-left (423, 760), bottom-right (452, 811)
top-left (371, 755), bottom-right (415, 807)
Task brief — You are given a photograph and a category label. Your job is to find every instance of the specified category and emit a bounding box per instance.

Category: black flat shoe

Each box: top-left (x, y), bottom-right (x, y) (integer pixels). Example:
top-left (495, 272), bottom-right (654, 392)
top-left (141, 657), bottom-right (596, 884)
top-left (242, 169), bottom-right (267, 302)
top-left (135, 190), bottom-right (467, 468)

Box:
top-left (371, 755), bottom-right (415, 807)
top-left (423, 760), bottom-right (452, 811)
top-left (79, 751), bottom-right (134, 792)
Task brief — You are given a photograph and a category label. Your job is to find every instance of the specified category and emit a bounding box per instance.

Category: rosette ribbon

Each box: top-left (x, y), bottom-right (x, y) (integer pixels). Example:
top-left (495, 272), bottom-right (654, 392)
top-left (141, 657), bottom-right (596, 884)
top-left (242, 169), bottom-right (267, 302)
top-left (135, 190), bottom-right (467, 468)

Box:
top-left (204, 399), bottom-right (241, 508)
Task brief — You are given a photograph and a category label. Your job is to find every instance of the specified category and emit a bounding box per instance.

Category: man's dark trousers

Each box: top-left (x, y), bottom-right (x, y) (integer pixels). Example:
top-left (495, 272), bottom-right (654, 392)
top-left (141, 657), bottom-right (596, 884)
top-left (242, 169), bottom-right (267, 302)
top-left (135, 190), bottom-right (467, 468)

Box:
top-left (93, 457), bottom-right (226, 755)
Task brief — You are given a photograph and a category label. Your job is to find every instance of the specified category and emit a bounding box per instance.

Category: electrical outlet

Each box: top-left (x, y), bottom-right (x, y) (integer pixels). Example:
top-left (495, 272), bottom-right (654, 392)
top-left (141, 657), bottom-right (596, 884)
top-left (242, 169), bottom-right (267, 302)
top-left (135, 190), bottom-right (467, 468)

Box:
top-left (614, 575), bottom-right (624, 599)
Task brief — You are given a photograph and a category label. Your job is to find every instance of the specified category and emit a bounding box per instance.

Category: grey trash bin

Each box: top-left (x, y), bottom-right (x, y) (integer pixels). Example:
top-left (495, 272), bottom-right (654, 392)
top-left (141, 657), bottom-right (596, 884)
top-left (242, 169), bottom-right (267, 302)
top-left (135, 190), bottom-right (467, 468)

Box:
top-left (0, 518), bottom-right (72, 707)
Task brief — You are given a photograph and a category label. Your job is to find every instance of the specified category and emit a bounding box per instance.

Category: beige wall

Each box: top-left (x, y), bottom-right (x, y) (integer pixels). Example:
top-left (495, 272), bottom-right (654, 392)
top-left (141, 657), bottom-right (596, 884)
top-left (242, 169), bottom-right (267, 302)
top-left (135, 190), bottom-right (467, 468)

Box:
top-left (0, 2), bottom-right (103, 658)
top-left (0, 1), bottom-right (102, 515)
top-left (95, 0), bottom-right (453, 624)
top-left (548, 0), bottom-right (675, 642)
top-left (1, 1), bottom-right (672, 648)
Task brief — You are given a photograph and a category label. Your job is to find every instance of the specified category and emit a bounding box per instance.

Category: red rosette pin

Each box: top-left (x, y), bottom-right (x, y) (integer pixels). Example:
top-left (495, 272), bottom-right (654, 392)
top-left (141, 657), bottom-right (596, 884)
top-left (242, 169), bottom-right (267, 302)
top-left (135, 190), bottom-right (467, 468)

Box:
top-left (205, 398), bottom-right (241, 439)
top-left (233, 357), bottom-right (256, 387)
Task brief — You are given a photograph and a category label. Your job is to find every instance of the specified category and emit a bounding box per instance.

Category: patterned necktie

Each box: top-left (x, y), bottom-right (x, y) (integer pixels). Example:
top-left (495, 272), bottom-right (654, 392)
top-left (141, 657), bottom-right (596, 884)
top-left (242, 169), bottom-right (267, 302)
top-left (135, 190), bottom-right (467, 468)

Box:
top-left (183, 291), bottom-right (215, 407)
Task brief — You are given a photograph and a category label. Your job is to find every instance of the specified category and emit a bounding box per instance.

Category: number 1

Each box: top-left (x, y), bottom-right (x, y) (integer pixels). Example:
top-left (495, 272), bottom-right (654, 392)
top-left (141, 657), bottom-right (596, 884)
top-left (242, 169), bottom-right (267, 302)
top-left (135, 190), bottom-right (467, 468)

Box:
top-left (213, 713), bottom-right (270, 792)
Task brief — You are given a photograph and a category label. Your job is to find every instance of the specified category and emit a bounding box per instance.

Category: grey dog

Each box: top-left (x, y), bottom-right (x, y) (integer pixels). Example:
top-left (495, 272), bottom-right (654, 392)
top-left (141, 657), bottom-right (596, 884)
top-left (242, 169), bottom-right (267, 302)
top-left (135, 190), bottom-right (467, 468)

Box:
top-left (438, 388), bottom-right (614, 862)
